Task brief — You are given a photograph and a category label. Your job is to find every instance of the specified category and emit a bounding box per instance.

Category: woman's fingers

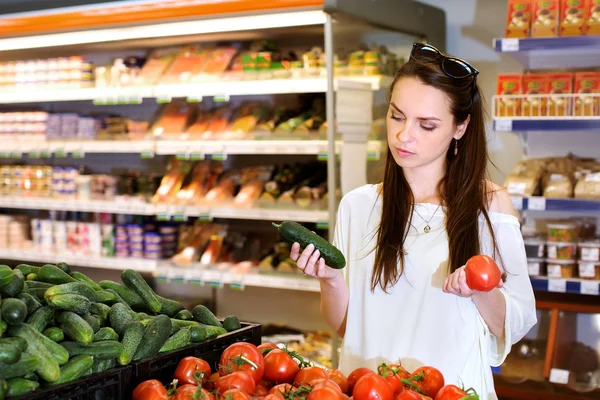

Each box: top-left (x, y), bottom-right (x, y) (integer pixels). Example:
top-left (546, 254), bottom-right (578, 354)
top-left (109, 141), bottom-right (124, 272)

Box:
top-left (290, 242), bottom-right (301, 262)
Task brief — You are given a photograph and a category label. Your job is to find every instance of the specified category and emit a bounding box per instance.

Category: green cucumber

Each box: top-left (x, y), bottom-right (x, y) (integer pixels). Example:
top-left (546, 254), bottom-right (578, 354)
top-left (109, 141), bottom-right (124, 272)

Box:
top-left (7, 377), bottom-right (39, 397)
top-left (140, 318), bottom-right (153, 327)
top-left (1, 299), bottom-right (27, 325)
top-left (19, 284), bottom-right (29, 295)
top-left (91, 358), bottom-right (115, 374)
top-left (170, 321), bottom-right (181, 336)
top-left (55, 262), bottom-right (71, 274)
top-left (0, 353), bottom-right (38, 380)
top-left (38, 265), bottom-right (77, 285)
top-left (7, 324), bottom-right (60, 382)
top-left (24, 281), bottom-right (53, 290)
top-left (109, 303), bottom-right (133, 336)
top-left (103, 289), bottom-right (130, 308)
top-left (223, 316), bottom-right (241, 332)
top-left (0, 266), bottom-right (13, 289)
top-left (26, 306), bottom-right (54, 332)
top-left (94, 290), bottom-right (117, 304)
top-left (158, 296), bottom-right (184, 317)
top-left (136, 312), bottom-right (150, 321)
top-left (83, 314), bottom-right (101, 333)
top-left (121, 270), bottom-right (161, 313)
top-left (90, 303), bottom-right (111, 323)
top-left (47, 294), bottom-right (91, 314)
top-left (94, 327), bottom-right (119, 342)
top-left (69, 272), bottom-right (103, 291)
top-left (15, 264), bottom-right (40, 277)
top-left (99, 280), bottom-right (145, 310)
top-left (37, 331), bottom-right (69, 365)
top-left (159, 327), bottom-right (191, 353)
top-left (56, 311), bottom-right (94, 344)
top-left (0, 270), bottom-right (24, 298)
top-left (0, 321), bottom-right (6, 338)
top-left (174, 310), bottom-right (193, 320)
top-left (48, 355), bottom-right (93, 386)
top-left (0, 338), bottom-right (26, 352)
top-left (26, 274), bottom-right (38, 281)
top-left (189, 325), bottom-right (206, 343)
top-left (273, 221), bottom-right (346, 268)
top-left (43, 327), bottom-right (64, 343)
top-left (0, 343), bottom-right (21, 364)
top-left (0, 379), bottom-right (6, 400)
top-left (171, 319), bottom-right (201, 329)
top-left (192, 305), bottom-right (222, 327)
top-left (17, 293), bottom-right (42, 316)
top-left (118, 321), bottom-right (144, 365)
top-left (133, 315), bottom-right (172, 361)
top-left (61, 340), bottom-right (123, 360)
top-left (44, 282), bottom-right (99, 302)
top-left (203, 324), bottom-right (227, 339)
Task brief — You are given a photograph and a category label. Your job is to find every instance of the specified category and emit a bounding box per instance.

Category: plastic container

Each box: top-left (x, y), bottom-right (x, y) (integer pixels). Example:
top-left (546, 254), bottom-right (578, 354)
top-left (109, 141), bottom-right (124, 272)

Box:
top-left (546, 242), bottom-right (577, 260)
top-left (524, 237), bottom-right (545, 258)
top-left (527, 258), bottom-right (546, 277)
top-left (578, 261), bottom-right (600, 280)
top-left (547, 223), bottom-right (578, 243)
top-left (578, 241), bottom-right (600, 262)
top-left (547, 259), bottom-right (577, 279)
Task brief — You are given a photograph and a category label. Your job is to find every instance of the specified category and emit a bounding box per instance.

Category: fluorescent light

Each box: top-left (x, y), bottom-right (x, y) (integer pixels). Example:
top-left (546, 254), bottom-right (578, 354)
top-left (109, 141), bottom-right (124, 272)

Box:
top-left (0, 10), bottom-right (327, 52)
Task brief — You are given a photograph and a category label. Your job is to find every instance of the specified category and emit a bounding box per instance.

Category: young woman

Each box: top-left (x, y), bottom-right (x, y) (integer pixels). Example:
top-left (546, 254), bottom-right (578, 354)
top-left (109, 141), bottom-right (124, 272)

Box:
top-left (291, 43), bottom-right (537, 399)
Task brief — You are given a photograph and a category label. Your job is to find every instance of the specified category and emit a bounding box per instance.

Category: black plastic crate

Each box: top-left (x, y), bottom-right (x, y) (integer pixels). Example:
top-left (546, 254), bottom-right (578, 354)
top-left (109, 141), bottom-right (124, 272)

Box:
top-left (126, 322), bottom-right (261, 395)
top-left (14, 364), bottom-right (132, 400)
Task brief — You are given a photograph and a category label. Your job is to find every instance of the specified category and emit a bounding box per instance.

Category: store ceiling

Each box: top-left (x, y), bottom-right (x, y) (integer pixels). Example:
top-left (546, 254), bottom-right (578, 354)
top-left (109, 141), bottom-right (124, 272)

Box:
top-left (0, 0), bottom-right (120, 15)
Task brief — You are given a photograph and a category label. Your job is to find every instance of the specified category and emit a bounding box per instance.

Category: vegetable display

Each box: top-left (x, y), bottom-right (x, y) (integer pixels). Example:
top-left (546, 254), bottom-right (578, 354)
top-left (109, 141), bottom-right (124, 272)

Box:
top-left (0, 262), bottom-right (239, 397)
top-left (133, 343), bottom-right (481, 400)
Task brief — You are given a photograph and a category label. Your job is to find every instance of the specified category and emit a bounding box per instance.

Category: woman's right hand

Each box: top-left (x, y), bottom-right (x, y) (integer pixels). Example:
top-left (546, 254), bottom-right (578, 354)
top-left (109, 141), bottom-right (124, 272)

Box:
top-left (290, 242), bottom-right (342, 281)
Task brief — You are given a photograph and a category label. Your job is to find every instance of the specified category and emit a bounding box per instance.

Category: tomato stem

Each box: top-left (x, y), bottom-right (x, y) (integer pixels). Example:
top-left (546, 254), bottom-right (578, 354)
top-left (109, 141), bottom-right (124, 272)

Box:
top-left (400, 376), bottom-right (428, 396)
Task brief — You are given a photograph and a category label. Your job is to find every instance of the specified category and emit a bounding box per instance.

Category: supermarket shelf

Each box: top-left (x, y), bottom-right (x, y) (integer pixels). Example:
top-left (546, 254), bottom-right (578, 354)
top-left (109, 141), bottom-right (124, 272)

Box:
top-left (155, 264), bottom-right (320, 292)
top-left (512, 197), bottom-right (600, 214)
top-left (2, 140), bottom-right (155, 155)
top-left (494, 118), bottom-right (600, 132)
top-left (0, 249), bottom-right (157, 272)
top-left (0, 76), bottom-right (392, 104)
top-left (494, 36), bottom-right (600, 69)
top-left (530, 277), bottom-right (600, 296)
top-left (0, 197), bottom-right (155, 215)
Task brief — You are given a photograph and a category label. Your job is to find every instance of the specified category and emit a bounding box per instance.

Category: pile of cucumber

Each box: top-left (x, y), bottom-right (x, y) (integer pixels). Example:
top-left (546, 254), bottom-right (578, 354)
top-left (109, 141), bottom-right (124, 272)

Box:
top-left (0, 263), bottom-right (241, 398)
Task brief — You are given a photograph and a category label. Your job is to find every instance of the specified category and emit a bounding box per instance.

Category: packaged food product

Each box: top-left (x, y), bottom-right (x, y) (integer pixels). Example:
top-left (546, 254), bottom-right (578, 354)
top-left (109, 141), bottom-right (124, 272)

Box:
top-left (587, 0), bottom-right (600, 34)
top-left (504, 159), bottom-right (545, 196)
top-left (522, 73), bottom-right (551, 116)
top-left (560, 0), bottom-right (589, 36)
top-left (578, 240), bottom-right (600, 261)
top-left (496, 74), bottom-right (523, 117)
top-left (547, 259), bottom-right (577, 278)
top-left (578, 261), bottom-right (600, 279)
top-left (543, 173), bottom-right (573, 198)
top-left (527, 258), bottom-right (546, 276)
top-left (506, 0), bottom-right (533, 37)
top-left (159, 46), bottom-right (211, 84)
top-left (532, 0), bottom-right (560, 36)
top-left (546, 241), bottom-right (577, 259)
top-left (547, 223), bottom-right (578, 242)
top-left (524, 237), bottom-right (546, 258)
top-left (134, 48), bottom-right (180, 86)
top-left (573, 72), bottom-right (600, 116)
top-left (547, 72), bottom-right (574, 116)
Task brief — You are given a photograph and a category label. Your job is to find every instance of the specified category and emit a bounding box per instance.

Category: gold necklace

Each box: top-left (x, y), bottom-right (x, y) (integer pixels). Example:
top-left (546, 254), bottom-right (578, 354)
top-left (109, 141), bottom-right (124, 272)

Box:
top-left (413, 204), bottom-right (441, 233)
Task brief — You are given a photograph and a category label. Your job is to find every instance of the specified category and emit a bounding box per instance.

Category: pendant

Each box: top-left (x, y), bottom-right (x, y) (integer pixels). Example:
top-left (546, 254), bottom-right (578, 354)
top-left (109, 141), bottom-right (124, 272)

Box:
top-left (424, 225), bottom-right (431, 233)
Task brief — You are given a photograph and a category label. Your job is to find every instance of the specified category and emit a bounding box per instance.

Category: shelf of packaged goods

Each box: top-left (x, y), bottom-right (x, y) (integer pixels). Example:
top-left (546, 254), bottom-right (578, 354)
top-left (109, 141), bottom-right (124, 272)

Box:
top-left (0, 248), bottom-right (157, 272)
top-left (0, 197), bottom-right (155, 215)
top-left (0, 76), bottom-right (392, 104)
top-left (529, 276), bottom-right (600, 296)
top-left (493, 36), bottom-right (600, 69)
top-left (493, 118), bottom-right (600, 132)
top-left (1, 139), bottom-right (156, 156)
top-left (511, 197), bottom-right (600, 214)
top-left (155, 264), bottom-right (320, 292)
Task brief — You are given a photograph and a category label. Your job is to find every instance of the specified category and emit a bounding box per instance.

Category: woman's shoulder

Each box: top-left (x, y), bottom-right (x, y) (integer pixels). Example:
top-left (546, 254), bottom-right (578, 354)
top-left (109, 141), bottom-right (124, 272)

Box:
top-left (484, 180), bottom-right (519, 220)
top-left (339, 184), bottom-right (380, 211)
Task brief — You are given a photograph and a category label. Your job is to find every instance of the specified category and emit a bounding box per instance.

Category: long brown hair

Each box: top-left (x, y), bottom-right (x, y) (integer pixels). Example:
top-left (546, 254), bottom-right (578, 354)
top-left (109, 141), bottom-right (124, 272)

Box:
top-left (371, 56), bottom-right (500, 292)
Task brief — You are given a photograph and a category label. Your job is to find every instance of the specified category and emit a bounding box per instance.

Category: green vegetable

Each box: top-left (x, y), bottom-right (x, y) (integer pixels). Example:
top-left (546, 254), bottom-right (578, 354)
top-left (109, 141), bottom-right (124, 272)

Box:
top-left (24, 281), bottom-right (53, 290)
top-left (109, 303), bottom-right (134, 336)
top-left (83, 314), bottom-right (101, 333)
top-left (171, 319), bottom-right (201, 329)
top-left (1, 299), bottom-right (27, 326)
top-left (103, 289), bottom-right (130, 308)
top-left (90, 303), bottom-right (111, 324)
top-left (91, 358), bottom-right (115, 374)
top-left (7, 324), bottom-right (60, 382)
top-left (174, 310), bottom-right (193, 320)
top-left (94, 290), bottom-right (118, 304)
top-left (55, 262), bottom-right (71, 274)
top-left (133, 315), bottom-right (172, 361)
top-left (61, 340), bottom-right (123, 360)
top-left (36, 329), bottom-right (69, 365)
top-left (38, 265), bottom-right (78, 285)
top-left (43, 327), bottom-right (64, 343)
top-left (118, 321), bottom-right (144, 365)
top-left (189, 325), bottom-right (206, 343)
top-left (223, 316), bottom-right (241, 332)
top-left (0, 270), bottom-right (24, 298)
top-left (273, 221), bottom-right (346, 268)
top-left (69, 272), bottom-right (103, 291)
top-left (17, 293), bottom-right (42, 316)
top-left (0, 338), bottom-right (26, 352)
top-left (47, 294), bottom-right (91, 315)
top-left (44, 282), bottom-right (99, 303)
top-left (192, 305), bottom-right (221, 327)
top-left (15, 265), bottom-right (40, 277)
top-left (121, 270), bottom-right (161, 313)
top-left (159, 327), bottom-right (191, 353)
top-left (7, 378), bottom-right (39, 397)
top-left (0, 266), bottom-right (13, 289)
top-left (0, 379), bottom-right (6, 400)
top-left (94, 327), bottom-right (119, 342)
top-left (0, 354), bottom-right (38, 380)
top-left (26, 273), bottom-right (37, 281)
top-left (136, 312), bottom-right (150, 321)
top-left (158, 296), bottom-right (185, 317)
top-left (57, 311), bottom-right (94, 344)
top-left (0, 342), bottom-right (21, 365)
top-left (26, 306), bottom-right (55, 332)
top-left (48, 355), bottom-right (93, 386)
top-left (99, 280), bottom-right (145, 310)
top-left (0, 322), bottom-right (6, 338)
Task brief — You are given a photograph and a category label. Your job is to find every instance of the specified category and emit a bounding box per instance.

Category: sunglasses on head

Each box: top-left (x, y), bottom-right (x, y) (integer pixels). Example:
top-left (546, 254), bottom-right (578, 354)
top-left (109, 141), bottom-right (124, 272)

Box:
top-left (410, 43), bottom-right (479, 83)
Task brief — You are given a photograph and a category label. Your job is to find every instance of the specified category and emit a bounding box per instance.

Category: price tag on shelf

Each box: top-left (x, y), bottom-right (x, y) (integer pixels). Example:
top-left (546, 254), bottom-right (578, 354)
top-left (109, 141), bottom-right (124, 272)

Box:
top-left (156, 96), bottom-right (172, 104)
top-left (527, 262), bottom-right (540, 276)
top-left (528, 197), bottom-right (546, 211)
top-left (168, 268), bottom-right (185, 284)
top-left (549, 368), bottom-right (570, 385)
top-left (494, 119), bottom-right (513, 132)
top-left (184, 269), bottom-right (203, 286)
top-left (203, 270), bottom-right (223, 288)
top-left (500, 38), bottom-right (520, 52)
top-left (72, 149), bottom-right (85, 159)
top-left (186, 95), bottom-right (202, 103)
top-left (511, 196), bottom-right (523, 211)
top-left (211, 153), bottom-right (227, 161)
top-left (213, 94), bottom-right (230, 103)
top-left (11, 151), bottom-right (22, 159)
top-left (228, 275), bottom-right (245, 291)
top-left (580, 281), bottom-right (599, 296)
top-left (548, 279), bottom-right (567, 293)
top-left (189, 152), bottom-right (205, 161)
top-left (54, 148), bottom-right (67, 158)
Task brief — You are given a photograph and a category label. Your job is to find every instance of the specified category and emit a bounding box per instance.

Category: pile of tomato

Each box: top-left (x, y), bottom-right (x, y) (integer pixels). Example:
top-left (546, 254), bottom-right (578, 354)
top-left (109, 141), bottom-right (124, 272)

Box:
top-left (132, 342), bottom-right (480, 400)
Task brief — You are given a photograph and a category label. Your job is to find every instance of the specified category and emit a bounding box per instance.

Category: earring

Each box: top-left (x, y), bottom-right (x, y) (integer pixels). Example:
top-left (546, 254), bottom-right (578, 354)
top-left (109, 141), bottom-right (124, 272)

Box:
top-left (454, 139), bottom-right (458, 156)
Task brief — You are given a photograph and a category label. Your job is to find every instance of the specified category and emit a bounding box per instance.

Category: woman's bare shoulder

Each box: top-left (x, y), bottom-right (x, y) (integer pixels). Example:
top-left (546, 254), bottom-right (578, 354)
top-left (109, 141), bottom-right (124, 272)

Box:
top-left (485, 180), bottom-right (519, 218)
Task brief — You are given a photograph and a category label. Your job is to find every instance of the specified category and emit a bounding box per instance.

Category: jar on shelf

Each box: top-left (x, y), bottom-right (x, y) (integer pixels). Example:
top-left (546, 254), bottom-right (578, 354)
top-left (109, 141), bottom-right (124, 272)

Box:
top-left (578, 261), bottom-right (600, 280)
top-left (524, 236), bottom-right (546, 258)
top-left (527, 258), bottom-right (546, 277)
top-left (546, 242), bottom-right (577, 260)
top-left (547, 223), bottom-right (578, 243)
top-left (547, 259), bottom-right (577, 279)
top-left (578, 240), bottom-right (600, 262)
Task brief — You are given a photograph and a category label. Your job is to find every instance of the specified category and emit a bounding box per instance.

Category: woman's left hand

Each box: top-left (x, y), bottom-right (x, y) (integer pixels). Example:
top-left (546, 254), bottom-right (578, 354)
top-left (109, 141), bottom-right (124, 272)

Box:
top-left (443, 265), bottom-right (504, 298)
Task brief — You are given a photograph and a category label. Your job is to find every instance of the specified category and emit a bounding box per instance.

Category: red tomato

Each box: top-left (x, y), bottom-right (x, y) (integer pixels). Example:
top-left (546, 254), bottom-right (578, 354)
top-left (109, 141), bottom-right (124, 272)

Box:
top-left (263, 349), bottom-right (300, 384)
top-left (132, 380), bottom-right (168, 400)
top-left (172, 384), bottom-right (215, 400)
top-left (308, 386), bottom-right (344, 400)
top-left (265, 395), bottom-right (284, 400)
top-left (347, 367), bottom-right (375, 394)
top-left (258, 343), bottom-right (279, 353)
top-left (311, 378), bottom-right (343, 393)
top-left (174, 356), bottom-right (212, 386)
top-left (409, 367), bottom-right (445, 399)
top-left (353, 373), bottom-right (393, 400)
top-left (221, 389), bottom-right (253, 400)
top-left (396, 391), bottom-right (432, 400)
top-left (465, 255), bottom-right (501, 292)
top-left (219, 342), bottom-right (265, 384)
top-left (269, 383), bottom-right (292, 395)
top-left (254, 383), bottom-right (270, 396)
top-left (434, 385), bottom-right (478, 400)
top-left (215, 371), bottom-right (256, 395)
top-left (328, 369), bottom-right (349, 394)
top-left (293, 366), bottom-right (329, 386)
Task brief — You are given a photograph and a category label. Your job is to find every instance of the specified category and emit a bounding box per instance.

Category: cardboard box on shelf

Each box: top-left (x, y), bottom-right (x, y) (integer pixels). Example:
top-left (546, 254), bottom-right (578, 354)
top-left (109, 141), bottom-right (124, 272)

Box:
top-left (560, 0), bottom-right (590, 36)
top-left (574, 71), bottom-right (600, 116)
top-left (496, 74), bottom-right (523, 117)
top-left (586, 0), bottom-right (600, 34)
top-left (532, 0), bottom-right (561, 37)
top-left (523, 73), bottom-right (552, 116)
top-left (506, 0), bottom-right (533, 37)
top-left (547, 72), bottom-right (574, 116)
